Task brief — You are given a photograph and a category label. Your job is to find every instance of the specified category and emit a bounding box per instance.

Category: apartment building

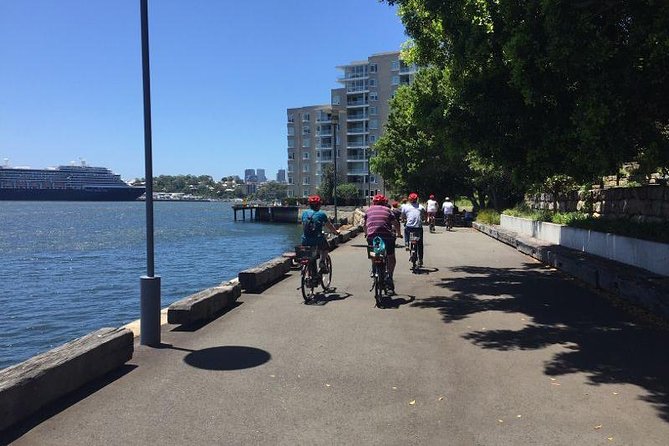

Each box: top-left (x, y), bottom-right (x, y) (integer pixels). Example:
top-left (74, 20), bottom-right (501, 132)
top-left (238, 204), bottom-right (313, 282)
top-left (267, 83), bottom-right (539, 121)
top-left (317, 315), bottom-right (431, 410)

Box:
top-left (287, 51), bottom-right (417, 199)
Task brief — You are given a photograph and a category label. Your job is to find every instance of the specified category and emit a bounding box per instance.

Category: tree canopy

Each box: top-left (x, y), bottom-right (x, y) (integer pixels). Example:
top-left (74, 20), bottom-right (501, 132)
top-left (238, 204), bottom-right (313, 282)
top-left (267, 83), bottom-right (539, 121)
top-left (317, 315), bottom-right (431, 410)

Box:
top-left (378, 0), bottom-right (669, 199)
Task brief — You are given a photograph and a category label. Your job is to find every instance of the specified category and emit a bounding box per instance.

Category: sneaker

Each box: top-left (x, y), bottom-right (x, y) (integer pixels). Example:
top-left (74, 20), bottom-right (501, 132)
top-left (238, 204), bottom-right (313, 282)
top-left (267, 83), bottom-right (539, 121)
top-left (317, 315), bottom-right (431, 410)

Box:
top-left (418, 260), bottom-right (423, 267)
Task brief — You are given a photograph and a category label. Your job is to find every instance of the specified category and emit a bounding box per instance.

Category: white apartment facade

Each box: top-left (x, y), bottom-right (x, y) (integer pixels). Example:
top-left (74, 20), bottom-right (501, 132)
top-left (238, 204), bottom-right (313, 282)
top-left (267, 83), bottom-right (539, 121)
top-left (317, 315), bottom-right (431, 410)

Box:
top-left (287, 51), bottom-right (417, 199)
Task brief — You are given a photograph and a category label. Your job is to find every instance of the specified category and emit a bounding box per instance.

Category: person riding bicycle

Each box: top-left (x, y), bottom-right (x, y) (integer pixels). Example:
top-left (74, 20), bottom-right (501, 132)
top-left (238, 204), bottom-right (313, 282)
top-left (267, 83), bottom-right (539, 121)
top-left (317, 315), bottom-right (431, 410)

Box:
top-left (364, 194), bottom-right (402, 292)
top-left (426, 194), bottom-right (438, 231)
top-left (301, 195), bottom-right (339, 272)
top-left (442, 196), bottom-right (455, 230)
top-left (401, 192), bottom-right (425, 267)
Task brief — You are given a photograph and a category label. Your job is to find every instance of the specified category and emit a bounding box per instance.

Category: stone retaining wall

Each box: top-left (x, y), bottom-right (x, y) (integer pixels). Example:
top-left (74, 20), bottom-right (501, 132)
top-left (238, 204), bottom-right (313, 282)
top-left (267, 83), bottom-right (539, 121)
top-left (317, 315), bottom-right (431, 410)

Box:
top-left (527, 185), bottom-right (669, 222)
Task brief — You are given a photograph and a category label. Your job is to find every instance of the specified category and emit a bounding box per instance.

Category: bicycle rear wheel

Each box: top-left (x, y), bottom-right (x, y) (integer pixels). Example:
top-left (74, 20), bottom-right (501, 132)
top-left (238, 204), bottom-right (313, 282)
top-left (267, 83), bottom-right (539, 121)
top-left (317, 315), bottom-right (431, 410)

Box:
top-left (301, 264), bottom-right (316, 302)
top-left (320, 254), bottom-right (332, 290)
top-left (410, 247), bottom-right (418, 272)
top-left (374, 263), bottom-right (384, 307)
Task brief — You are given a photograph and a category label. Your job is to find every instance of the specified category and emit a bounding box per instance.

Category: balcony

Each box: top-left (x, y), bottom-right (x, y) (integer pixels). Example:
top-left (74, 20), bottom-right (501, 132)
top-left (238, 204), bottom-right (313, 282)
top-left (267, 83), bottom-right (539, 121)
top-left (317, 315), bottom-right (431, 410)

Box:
top-left (347, 154), bottom-right (366, 161)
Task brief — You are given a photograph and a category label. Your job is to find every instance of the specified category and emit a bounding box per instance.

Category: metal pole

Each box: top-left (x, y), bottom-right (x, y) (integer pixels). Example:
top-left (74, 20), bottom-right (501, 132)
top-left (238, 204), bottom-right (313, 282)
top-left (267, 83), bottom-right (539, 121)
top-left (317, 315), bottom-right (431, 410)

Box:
top-left (332, 112), bottom-right (338, 224)
top-left (140, 0), bottom-right (160, 346)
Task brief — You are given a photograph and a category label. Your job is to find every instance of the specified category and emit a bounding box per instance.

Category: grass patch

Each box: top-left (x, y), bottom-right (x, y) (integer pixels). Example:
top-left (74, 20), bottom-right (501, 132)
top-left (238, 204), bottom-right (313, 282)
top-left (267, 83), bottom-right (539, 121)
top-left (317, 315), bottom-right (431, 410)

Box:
top-left (476, 209), bottom-right (500, 225)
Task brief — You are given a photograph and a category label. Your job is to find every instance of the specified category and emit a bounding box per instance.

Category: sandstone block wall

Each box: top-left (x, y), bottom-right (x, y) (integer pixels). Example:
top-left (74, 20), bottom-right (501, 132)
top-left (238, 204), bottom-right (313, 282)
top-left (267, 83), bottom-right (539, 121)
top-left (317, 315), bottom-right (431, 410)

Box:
top-left (526, 186), bottom-right (669, 222)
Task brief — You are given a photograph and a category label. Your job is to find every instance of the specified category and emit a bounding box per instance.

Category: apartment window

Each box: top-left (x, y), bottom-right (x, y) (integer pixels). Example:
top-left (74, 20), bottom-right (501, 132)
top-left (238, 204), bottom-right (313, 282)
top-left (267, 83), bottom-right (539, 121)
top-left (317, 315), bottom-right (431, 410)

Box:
top-left (303, 189), bottom-right (310, 197)
top-left (369, 63), bottom-right (377, 73)
top-left (332, 95), bottom-right (340, 105)
top-left (302, 138), bottom-right (310, 148)
top-left (287, 113), bottom-right (295, 123)
top-left (302, 113), bottom-right (310, 122)
top-left (287, 125), bottom-right (295, 136)
top-left (369, 78), bottom-right (376, 88)
top-left (287, 189), bottom-right (294, 197)
top-left (370, 176), bottom-right (377, 184)
top-left (288, 152), bottom-right (295, 160)
top-left (369, 119), bottom-right (379, 130)
top-left (288, 177), bottom-right (294, 185)
top-left (369, 134), bottom-right (376, 143)
top-left (303, 164), bottom-right (310, 173)
top-left (392, 75), bottom-right (400, 86)
top-left (303, 176), bottom-right (310, 185)
top-left (369, 92), bottom-right (378, 101)
top-left (369, 106), bottom-right (378, 116)
top-left (302, 126), bottom-right (311, 136)
top-left (287, 163), bottom-right (294, 172)
top-left (303, 152), bottom-right (310, 160)
top-left (287, 137), bottom-right (295, 148)
top-left (392, 60), bottom-right (400, 71)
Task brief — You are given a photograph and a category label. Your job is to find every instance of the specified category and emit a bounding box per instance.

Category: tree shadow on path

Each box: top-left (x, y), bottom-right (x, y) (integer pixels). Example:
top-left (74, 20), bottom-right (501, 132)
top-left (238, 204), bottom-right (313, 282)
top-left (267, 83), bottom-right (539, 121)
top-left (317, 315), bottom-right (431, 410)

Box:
top-left (412, 264), bottom-right (669, 423)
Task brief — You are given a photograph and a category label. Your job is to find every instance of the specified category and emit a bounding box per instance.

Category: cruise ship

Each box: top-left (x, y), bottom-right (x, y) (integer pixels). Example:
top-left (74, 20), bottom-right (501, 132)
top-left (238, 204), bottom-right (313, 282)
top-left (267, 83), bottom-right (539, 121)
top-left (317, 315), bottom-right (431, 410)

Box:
top-left (0, 161), bottom-right (145, 201)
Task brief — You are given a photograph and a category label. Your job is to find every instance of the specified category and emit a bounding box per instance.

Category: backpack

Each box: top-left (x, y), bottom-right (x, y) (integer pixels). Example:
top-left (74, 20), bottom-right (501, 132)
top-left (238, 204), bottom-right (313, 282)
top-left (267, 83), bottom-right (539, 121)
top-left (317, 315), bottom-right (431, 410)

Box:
top-left (303, 211), bottom-right (319, 237)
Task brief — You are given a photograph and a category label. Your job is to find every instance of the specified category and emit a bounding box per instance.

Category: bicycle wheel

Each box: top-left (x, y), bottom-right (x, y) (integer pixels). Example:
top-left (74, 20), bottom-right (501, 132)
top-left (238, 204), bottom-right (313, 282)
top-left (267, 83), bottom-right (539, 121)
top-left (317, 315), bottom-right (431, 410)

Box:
top-left (301, 264), bottom-right (316, 302)
top-left (320, 254), bottom-right (332, 290)
top-left (374, 265), bottom-right (384, 307)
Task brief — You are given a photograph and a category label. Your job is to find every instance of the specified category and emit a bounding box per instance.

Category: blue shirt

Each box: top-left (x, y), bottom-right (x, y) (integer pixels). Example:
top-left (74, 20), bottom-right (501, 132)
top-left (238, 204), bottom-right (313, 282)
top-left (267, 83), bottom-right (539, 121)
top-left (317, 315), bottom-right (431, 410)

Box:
top-left (301, 209), bottom-right (328, 246)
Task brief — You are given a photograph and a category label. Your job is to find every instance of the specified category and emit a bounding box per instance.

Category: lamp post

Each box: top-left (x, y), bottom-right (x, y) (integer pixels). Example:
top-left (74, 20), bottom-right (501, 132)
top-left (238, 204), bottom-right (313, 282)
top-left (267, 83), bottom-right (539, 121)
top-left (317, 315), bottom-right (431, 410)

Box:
top-left (139, 0), bottom-right (160, 346)
top-left (331, 110), bottom-right (338, 224)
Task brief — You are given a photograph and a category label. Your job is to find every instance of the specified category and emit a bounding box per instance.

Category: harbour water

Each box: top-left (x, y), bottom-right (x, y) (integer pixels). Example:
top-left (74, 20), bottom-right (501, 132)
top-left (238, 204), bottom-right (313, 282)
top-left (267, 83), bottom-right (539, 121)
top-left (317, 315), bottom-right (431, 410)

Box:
top-left (0, 201), bottom-right (302, 369)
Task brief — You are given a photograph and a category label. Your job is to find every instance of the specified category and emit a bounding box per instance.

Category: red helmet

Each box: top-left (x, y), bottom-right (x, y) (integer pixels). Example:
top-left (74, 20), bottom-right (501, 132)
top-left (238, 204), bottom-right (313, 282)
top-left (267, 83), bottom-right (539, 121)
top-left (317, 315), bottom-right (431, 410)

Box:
top-left (429, 194), bottom-right (435, 199)
top-left (307, 195), bottom-right (322, 205)
top-left (408, 192), bottom-right (418, 202)
top-left (372, 194), bottom-right (387, 204)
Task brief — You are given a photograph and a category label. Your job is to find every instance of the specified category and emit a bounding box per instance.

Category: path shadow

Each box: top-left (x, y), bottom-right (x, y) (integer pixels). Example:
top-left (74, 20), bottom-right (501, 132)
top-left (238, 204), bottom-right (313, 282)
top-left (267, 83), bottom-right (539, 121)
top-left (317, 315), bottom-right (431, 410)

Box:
top-left (183, 346), bottom-right (271, 371)
top-left (307, 289), bottom-right (352, 306)
top-left (411, 266), bottom-right (439, 275)
top-left (412, 264), bottom-right (669, 423)
top-left (378, 294), bottom-right (416, 309)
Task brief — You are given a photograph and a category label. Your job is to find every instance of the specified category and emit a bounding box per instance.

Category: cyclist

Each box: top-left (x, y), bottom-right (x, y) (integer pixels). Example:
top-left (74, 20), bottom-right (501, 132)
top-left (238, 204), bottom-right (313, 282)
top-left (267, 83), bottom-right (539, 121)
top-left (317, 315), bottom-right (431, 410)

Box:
top-left (426, 194), bottom-right (438, 232)
top-left (401, 192), bottom-right (425, 267)
top-left (442, 196), bottom-right (455, 230)
top-left (364, 194), bottom-right (402, 292)
top-left (301, 195), bottom-right (339, 272)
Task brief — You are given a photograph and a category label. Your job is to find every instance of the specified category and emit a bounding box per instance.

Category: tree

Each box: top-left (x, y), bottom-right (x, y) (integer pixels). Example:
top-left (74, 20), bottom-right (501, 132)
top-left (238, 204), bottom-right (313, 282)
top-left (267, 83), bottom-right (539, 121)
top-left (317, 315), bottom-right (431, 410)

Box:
top-left (384, 0), bottom-right (669, 184)
top-left (336, 183), bottom-right (360, 205)
top-left (254, 181), bottom-right (288, 202)
top-left (317, 163), bottom-right (346, 204)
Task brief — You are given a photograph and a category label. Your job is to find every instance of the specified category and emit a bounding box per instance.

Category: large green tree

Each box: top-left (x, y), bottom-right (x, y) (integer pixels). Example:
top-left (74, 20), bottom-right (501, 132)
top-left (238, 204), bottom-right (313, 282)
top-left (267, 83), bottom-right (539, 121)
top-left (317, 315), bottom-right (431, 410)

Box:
top-left (384, 0), bottom-right (669, 183)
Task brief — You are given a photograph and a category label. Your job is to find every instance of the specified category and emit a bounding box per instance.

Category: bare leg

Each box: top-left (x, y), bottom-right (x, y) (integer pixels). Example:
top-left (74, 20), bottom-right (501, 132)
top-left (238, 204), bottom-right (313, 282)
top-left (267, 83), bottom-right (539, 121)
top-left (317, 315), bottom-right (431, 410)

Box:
top-left (387, 254), bottom-right (396, 278)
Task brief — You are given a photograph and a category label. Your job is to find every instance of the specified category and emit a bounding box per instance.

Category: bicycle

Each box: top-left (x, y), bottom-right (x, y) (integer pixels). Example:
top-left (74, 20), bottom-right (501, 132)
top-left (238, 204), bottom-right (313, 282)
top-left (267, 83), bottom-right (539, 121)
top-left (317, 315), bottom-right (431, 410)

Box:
top-left (408, 232), bottom-right (421, 272)
top-left (427, 213), bottom-right (436, 233)
top-left (295, 245), bottom-right (332, 303)
top-left (367, 243), bottom-right (388, 308)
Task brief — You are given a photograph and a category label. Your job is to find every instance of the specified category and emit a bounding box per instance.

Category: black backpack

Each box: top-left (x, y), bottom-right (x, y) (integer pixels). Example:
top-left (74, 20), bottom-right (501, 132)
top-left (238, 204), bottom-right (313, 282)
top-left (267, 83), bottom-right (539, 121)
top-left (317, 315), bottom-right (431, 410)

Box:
top-left (303, 211), bottom-right (318, 237)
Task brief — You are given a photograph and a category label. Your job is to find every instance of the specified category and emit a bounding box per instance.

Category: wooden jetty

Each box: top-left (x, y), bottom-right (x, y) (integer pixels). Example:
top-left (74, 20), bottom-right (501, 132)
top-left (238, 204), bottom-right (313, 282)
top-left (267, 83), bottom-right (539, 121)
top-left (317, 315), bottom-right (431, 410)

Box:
top-left (232, 205), bottom-right (299, 223)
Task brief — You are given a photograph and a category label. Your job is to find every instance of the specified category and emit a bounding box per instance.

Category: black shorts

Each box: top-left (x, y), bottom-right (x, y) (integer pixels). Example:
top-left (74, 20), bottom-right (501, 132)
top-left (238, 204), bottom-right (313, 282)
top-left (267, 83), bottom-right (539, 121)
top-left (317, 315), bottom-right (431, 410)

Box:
top-left (367, 236), bottom-right (396, 256)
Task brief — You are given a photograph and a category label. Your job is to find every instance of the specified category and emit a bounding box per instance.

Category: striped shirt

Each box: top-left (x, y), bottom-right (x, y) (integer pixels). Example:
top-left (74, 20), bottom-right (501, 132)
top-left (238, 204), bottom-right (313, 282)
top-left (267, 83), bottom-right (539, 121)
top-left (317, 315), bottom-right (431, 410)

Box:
top-left (364, 205), bottom-right (395, 238)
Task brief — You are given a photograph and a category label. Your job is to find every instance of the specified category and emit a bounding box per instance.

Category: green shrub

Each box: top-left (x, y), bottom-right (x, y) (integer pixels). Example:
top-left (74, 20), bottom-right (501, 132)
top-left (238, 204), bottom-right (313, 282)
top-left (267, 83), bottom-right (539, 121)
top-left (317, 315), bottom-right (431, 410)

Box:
top-left (476, 209), bottom-right (500, 225)
top-left (550, 212), bottom-right (589, 225)
top-left (569, 218), bottom-right (669, 244)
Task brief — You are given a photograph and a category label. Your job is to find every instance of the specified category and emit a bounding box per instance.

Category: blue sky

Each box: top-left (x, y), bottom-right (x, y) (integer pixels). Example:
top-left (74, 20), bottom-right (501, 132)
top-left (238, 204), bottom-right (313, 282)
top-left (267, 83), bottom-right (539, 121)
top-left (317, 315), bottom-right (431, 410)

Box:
top-left (0, 1), bottom-right (407, 181)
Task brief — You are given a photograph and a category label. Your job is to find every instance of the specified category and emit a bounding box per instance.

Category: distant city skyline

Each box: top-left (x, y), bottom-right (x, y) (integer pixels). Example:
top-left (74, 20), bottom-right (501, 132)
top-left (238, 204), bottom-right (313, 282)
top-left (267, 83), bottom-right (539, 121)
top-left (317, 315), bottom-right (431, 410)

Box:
top-left (0, 1), bottom-right (407, 181)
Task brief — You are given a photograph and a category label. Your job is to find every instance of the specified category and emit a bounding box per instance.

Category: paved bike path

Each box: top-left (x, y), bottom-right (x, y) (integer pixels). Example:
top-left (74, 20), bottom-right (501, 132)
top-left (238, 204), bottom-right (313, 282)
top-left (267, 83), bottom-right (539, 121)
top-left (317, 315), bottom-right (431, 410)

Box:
top-left (5, 228), bottom-right (669, 445)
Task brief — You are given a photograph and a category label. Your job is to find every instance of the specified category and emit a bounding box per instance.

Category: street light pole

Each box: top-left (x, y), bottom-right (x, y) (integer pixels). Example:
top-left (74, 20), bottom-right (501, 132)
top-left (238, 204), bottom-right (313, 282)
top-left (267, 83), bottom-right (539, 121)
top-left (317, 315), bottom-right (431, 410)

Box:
top-left (139, 0), bottom-right (160, 346)
top-left (332, 111), bottom-right (338, 224)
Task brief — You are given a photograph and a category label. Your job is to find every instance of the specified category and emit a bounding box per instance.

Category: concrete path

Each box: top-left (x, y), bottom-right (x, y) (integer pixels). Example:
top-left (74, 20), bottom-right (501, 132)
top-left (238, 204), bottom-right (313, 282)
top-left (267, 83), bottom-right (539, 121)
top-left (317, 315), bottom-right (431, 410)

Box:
top-left (5, 228), bottom-right (669, 445)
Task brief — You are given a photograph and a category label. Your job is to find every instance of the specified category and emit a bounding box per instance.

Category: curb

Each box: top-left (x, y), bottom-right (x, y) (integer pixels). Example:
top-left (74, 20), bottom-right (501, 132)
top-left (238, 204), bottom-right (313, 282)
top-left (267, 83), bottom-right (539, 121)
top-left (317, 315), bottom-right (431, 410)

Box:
top-left (473, 222), bottom-right (669, 319)
top-left (0, 327), bottom-right (133, 432)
